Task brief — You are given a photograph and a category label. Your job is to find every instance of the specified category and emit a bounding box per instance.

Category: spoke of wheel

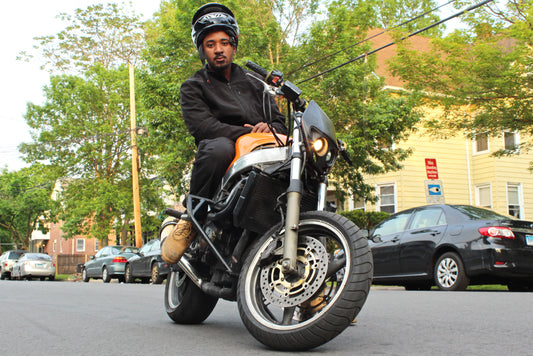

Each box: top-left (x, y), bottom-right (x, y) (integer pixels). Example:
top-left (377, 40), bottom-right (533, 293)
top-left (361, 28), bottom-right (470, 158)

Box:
top-left (282, 307), bottom-right (296, 325)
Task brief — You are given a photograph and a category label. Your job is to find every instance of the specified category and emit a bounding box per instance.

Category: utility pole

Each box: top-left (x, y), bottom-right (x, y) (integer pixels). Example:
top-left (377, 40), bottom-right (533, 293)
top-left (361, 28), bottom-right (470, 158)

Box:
top-left (129, 64), bottom-right (143, 248)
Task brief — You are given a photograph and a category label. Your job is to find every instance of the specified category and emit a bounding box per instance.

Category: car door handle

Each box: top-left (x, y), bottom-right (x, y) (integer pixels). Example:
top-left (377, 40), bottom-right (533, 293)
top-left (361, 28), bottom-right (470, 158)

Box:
top-left (391, 237), bottom-right (400, 243)
top-left (430, 230), bottom-right (441, 236)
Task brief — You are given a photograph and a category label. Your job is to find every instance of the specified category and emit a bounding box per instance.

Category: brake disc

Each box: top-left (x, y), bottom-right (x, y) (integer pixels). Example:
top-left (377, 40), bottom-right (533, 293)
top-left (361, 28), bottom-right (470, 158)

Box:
top-left (259, 236), bottom-right (328, 307)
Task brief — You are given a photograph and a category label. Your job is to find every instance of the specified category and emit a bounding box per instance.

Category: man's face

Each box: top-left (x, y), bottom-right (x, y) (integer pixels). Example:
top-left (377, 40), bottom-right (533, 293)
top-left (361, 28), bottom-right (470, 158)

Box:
top-left (202, 30), bottom-right (236, 73)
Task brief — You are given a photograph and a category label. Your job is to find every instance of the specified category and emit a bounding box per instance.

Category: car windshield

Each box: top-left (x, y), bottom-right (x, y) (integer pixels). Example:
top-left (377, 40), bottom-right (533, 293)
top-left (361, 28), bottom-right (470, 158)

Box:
top-left (23, 253), bottom-right (52, 260)
top-left (453, 205), bottom-right (514, 220)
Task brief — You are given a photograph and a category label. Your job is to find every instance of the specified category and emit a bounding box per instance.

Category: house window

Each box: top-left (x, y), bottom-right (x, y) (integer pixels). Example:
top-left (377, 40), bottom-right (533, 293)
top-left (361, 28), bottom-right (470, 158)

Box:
top-left (60, 239), bottom-right (63, 253)
top-left (475, 184), bottom-right (492, 208)
top-left (503, 131), bottom-right (519, 151)
top-left (53, 241), bottom-right (56, 253)
top-left (377, 183), bottom-right (396, 214)
top-left (76, 239), bottom-right (85, 252)
top-left (507, 183), bottom-right (522, 218)
top-left (473, 132), bottom-right (489, 154)
top-left (95, 240), bottom-right (99, 251)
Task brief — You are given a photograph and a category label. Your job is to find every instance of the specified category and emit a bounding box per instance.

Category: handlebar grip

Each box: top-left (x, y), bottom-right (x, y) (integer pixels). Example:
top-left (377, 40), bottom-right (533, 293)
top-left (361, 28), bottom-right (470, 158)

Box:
top-left (245, 60), bottom-right (269, 79)
top-left (165, 208), bottom-right (183, 219)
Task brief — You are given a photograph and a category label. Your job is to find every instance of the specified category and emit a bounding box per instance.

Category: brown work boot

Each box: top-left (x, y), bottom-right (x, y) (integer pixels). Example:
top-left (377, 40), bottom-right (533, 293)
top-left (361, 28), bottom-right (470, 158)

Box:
top-left (299, 288), bottom-right (326, 320)
top-left (161, 217), bottom-right (196, 264)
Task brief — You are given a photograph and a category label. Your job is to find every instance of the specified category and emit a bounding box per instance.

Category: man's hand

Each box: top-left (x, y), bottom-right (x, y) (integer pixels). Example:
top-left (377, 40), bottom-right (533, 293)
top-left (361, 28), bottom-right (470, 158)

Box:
top-left (244, 122), bottom-right (276, 133)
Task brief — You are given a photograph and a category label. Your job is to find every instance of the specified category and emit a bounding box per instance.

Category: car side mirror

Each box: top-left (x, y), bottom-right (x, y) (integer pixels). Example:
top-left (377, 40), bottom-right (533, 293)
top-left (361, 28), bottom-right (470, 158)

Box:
top-left (371, 234), bottom-right (383, 243)
top-left (90, 255), bottom-right (95, 260)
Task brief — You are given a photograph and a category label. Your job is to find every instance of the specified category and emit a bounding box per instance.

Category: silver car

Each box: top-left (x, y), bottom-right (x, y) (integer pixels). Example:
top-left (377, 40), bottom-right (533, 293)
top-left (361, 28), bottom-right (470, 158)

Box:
top-left (82, 246), bottom-right (139, 283)
top-left (0, 250), bottom-right (27, 280)
top-left (11, 253), bottom-right (56, 281)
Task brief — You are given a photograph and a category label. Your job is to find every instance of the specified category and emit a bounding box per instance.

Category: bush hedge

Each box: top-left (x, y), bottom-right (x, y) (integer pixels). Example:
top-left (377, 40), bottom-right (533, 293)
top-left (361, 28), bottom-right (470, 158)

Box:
top-left (340, 210), bottom-right (390, 231)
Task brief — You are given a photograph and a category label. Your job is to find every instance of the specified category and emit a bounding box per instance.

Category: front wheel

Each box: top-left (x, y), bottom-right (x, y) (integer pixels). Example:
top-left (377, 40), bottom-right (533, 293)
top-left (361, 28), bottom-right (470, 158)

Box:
top-left (165, 268), bottom-right (218, 324)
top-left (82, 268), bottom-right (90, 282)
top-left (237, 211), bottom-right (373, 351)
top-left (124, 264), bottom-right (134, 283)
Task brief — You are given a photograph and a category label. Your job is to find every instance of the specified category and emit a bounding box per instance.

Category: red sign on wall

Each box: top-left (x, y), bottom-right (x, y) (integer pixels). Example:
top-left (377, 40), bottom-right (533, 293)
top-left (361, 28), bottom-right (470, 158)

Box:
top-left (425, 158), bottom-right (439, 179)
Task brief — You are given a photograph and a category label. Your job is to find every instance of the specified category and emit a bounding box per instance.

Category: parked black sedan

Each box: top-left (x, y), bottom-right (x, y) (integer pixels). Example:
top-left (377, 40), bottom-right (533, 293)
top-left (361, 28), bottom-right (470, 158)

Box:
top-left (368, 204), bottom-right (533, 291)
top-left (124, 239), bottom-right (169, 284)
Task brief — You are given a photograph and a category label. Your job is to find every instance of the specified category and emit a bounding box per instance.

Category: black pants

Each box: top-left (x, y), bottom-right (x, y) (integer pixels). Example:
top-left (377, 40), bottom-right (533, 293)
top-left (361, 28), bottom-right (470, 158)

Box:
top-left (189, 137), bottom-right (235, 212)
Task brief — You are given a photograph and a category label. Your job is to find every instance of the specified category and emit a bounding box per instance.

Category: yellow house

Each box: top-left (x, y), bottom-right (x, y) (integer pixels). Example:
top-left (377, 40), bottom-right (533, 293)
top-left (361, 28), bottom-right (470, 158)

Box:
top-left (354, 30), bottom-right (533, 219)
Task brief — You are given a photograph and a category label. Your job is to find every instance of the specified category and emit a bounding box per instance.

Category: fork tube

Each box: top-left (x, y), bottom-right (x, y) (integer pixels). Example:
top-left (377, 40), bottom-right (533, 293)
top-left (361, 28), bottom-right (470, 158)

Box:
top-left (282, 113), bottom-right (303, 274)
top-left (317, 181), bottom-right (327, 211)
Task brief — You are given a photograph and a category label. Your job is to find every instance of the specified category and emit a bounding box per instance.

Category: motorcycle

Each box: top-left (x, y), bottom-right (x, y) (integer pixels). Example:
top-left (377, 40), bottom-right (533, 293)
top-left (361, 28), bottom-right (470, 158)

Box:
top-left (161, 61), bottom-right (373, 351)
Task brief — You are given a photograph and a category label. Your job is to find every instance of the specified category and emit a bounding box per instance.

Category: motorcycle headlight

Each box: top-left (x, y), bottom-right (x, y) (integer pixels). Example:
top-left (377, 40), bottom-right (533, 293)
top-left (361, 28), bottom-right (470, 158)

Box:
top-left (309, 133), bottom-right (337, 173)
top-left (312, 137), bottom-right (328, 157)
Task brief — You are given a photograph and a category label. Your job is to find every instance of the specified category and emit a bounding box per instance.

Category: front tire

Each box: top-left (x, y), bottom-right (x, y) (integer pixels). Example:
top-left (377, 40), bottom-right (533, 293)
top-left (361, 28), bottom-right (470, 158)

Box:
top-left (434, 252), bottom-right (469, 291)
top-left (165, 268), bottom-right (218, 324)
top-left (237, 211), bottom-right (373, 351)
top-left (82, 268), bottom-right (90, 282)
top-left (124, 264), bottom-right (134, 283)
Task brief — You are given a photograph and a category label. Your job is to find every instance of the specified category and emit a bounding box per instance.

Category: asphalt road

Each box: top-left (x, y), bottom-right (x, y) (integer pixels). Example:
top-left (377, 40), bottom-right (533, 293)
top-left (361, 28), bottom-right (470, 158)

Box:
top-left (0, 280), bottom-right (531, 355)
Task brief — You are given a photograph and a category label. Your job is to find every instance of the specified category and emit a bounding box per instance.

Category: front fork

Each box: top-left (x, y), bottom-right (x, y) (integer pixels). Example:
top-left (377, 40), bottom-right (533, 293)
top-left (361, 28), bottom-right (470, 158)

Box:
top-left (281, 113), bottom-right (328, 274)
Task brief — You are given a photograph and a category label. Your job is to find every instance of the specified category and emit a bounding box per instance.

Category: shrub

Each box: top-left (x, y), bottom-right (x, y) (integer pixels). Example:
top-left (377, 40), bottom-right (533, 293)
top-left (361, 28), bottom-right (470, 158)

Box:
top-left (340, 210), bottom-right (390, 231)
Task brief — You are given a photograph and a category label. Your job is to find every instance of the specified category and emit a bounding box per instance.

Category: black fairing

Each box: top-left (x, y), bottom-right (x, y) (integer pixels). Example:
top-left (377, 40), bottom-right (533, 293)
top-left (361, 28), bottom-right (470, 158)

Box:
top-left (301, 100), bottom-right (339, 172)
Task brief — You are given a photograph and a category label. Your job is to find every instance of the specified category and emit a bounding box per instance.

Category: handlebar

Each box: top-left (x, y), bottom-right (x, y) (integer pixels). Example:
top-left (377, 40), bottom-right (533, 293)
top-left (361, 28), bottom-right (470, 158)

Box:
top-left (245, 60), bottom-right (306, 111)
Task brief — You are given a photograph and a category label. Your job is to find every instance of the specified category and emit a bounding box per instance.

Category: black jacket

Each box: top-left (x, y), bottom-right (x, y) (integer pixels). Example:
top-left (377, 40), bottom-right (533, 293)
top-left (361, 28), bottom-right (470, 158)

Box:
top-left (180, 63), bottom-right (287, 145)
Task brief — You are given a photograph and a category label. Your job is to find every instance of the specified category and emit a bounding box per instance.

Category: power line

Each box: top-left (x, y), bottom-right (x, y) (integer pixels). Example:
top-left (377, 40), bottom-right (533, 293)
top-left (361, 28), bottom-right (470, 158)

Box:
top-left (297, 0), bottom-right (495, 84)
top-left (290, 0), bottom-right (455, 76)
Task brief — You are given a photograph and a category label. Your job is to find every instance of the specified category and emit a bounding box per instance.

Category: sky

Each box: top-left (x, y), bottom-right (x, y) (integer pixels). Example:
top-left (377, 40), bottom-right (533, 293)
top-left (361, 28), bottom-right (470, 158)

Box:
top-left (0, 1), bottom-right (162, 171)
top-left (0, 1), bottom-right (465, 172)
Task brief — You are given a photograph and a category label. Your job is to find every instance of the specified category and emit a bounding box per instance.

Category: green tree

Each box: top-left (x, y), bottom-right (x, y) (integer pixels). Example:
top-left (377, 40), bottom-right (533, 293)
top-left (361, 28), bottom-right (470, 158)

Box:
top-left (389, 1), bottom-right (533, 156)
top-left (21, 65), bottom-right (164, 243)
top-left (20, 3), bottom-right (145, 73)
top-left (0, 166), bottom-right (57, 250)
top-left (287, 1), bottom-right (422, 201)
top-left (19, 4), bottom-right (165, 245)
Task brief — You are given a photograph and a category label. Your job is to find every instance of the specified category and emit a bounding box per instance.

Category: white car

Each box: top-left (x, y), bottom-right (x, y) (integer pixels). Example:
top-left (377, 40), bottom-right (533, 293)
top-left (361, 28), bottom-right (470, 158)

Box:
top-left (11, 253), bottom-right (56, 281)
top-left (0, 250), bottom-right (27, 280)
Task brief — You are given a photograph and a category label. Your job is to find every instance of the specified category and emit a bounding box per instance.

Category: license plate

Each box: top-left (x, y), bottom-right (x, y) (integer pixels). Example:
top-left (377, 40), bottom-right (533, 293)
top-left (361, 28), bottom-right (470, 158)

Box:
top-left (36, 263), bottom-right (43, 268)
top-left (526, 235), bottom-right (533, 246)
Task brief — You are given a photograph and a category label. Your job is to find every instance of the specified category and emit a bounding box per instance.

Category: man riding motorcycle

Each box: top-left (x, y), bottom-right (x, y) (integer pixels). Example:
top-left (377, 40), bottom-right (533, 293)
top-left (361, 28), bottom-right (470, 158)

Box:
top-left (161, 3), bottom-right (287, 265)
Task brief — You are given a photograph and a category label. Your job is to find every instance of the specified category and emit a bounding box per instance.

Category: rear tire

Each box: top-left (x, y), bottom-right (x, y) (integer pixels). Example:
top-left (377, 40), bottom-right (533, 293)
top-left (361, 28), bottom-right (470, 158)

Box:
top-left (151, 263), bottom-right (164, 284)
top-left (102, 267), bottom-right (111, 283)
top-left (434, 252), bottom-right (469, 291)
top-left (165, 268), bottom-right (218, 324)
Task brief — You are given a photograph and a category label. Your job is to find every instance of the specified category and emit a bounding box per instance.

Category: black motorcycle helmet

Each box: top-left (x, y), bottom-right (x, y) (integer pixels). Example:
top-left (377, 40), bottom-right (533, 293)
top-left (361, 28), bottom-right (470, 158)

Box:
top-left (191, 3), bottom-right (239, 62)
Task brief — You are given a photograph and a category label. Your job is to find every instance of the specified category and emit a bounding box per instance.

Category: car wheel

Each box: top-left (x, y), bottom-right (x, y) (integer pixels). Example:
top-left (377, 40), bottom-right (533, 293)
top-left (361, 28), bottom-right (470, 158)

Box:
top-left (49, 275), bottom-right (55, 281)
top-left (125, 264), bottom-right (134, 283)
top-left (102, 267), bottom-right (111, 283)
top-left (434, 252), bottom-right (469, 291)
top-left (151, 263), bottom-right (164, 284)
top-left (82, 268), bottom-right (90, 282)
